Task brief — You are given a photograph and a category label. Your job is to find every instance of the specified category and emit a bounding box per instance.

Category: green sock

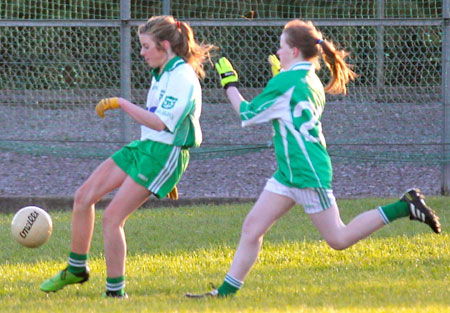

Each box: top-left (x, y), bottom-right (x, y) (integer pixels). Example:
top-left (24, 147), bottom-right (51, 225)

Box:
top-left (217, 273), bottom-right (243, 297)
top-left (106, 276), bottom-right (125, 296)
top-left (378, 200), bottom-right (409, 224)
top-left (67, 252), bottom-right (88, 274)
top-left (217, 281), bottom-right (238, 297)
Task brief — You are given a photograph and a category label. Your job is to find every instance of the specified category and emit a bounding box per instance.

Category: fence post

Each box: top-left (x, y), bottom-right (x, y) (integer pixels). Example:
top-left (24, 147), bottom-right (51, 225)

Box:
top-left (376, 0), bottom-right (385, 100)
top-left (120, 0), bottom-right (132, 143)
top-left (443, 0), bottom-right (450, 195)
top-left (163, 0), bottom-right (172, 15)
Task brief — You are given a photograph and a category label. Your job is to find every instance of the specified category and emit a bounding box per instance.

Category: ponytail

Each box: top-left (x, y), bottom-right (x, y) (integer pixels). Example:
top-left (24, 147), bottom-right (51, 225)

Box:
top-left (283, 19), bottom-right (357, 95)
top-left (138, 16), bottom-right (216, 79)
top-left (318, 39), bottom-right (358, 95)
top-left (173, 20), bottom-right (216, 79)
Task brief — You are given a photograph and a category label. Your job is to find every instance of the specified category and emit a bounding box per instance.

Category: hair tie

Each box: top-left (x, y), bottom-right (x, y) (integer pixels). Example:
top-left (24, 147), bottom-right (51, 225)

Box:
top-left (317, 39), bottom-right (323, 44)
top-left (176, 21), bottom-right (181, 29)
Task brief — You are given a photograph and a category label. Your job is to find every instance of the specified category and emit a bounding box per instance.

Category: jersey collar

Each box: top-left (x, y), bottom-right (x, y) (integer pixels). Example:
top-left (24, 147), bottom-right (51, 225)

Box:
top-left (288, 61), bottom-right (314, 72)
top-left (151, 56), bottom-right (185, 81)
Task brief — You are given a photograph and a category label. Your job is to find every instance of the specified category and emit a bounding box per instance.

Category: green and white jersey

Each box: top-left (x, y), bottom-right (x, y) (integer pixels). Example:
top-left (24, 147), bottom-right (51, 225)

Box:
top-left (240, 61), bottom-right (332, 189)
top-left (141, 56), bottom-right (202, 148)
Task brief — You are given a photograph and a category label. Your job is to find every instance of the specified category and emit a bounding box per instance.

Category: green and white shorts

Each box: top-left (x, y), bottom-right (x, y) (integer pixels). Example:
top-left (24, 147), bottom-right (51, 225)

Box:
top-left (264, 177), bottom-right (336, 214)
top-left (112, 140), bottom-right (189, 199)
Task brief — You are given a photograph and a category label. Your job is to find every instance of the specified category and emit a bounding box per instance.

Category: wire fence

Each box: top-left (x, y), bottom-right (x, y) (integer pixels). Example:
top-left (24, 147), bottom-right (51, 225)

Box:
top-left (1, 0), bottom-right (449, 192)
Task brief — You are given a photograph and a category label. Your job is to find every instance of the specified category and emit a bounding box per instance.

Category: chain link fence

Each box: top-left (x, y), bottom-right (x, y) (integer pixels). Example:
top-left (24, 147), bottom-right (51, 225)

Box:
top-left (0, 1), bottom-right (443, 19)
top-left (1, 0), bottom-right (449, 192)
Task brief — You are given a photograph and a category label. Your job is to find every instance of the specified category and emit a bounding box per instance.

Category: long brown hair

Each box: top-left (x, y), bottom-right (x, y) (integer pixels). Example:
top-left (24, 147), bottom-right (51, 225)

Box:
top-left (283, 19), bottom-right (358, 95)
top-left (138, 15), bottom-right (216, 79)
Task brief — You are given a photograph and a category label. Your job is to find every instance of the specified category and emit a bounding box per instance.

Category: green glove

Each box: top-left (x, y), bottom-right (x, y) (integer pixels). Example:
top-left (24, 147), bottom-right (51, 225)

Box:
top-left (268, 54), bottom-right (280, 77)
top-left (214, 57), bottom-right (238, 89)
top-left (96, 97), bottom-right (119, 118)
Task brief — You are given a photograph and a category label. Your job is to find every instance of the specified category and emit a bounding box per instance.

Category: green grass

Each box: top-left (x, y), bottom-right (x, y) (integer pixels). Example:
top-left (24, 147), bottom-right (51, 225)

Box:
top-left (0, 197), bottom-right (449, 313)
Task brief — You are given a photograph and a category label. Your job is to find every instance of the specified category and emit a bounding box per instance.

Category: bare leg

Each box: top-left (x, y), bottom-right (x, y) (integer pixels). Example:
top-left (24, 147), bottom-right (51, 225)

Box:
top-left (102, 176), bottom-right (150, 278)
top-left (309, 204), bottom-right (385, 250)
top-left (71, 158), bottom-right (127, 254)
top-left (228, 190), bottom-right (295, 281)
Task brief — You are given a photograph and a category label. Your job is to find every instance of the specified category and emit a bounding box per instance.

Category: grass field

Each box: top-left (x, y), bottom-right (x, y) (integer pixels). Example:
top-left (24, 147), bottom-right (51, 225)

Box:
top-left (0, 197), bottom-right (448, 313)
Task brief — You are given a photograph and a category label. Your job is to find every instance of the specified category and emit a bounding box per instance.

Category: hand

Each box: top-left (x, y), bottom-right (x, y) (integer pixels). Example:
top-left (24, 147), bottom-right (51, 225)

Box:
top-left (167, 186), bottom-right (178, 200)
top-left (96, 97), bottom-right (119, 118)
top-left (214, 57), bottom-right (238, 89)
top-left (268, 54), bottom-right (280, 77)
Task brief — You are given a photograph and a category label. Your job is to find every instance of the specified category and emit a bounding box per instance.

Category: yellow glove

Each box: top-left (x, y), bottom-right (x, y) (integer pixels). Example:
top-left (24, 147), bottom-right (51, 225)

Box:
top-left (167, 186), bottom-right (178, 200)
top-left (268, 54), bottom-right (280, 77)
top-left (96, 97), bottom-right (119, 118)
top-left (214, 57), bottom-right (238, 89)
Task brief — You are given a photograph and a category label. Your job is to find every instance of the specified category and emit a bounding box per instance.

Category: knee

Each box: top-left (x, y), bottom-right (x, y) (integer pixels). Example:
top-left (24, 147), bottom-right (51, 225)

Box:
top-left (73, 185), bottom-right (93, 210)
top-left (102, 210), bottom-right (121, 228)
top-left (324, 237), bottom-right (351, 251)
top-left (102, 212), bottom-right (121, 234)
top-left (240, 216), bottom-right (264, 244)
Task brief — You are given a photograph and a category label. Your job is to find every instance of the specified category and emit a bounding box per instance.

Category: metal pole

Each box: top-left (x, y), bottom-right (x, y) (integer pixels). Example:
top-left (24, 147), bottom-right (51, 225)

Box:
top-left (162, 0), bottom-right (172, 15)
top-left (120, 0), bottom-right (131, 143)
top-left (442, 0), bottom-right (450, 195)
top-left (376, 0), bottom-right (385, 100)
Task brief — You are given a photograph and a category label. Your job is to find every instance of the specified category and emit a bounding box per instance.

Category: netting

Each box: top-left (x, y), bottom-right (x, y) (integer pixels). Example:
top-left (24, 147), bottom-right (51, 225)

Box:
top-left (0, 0), bottom-right (447, 165)
top-left (0, 0), bottom-right (443, 19)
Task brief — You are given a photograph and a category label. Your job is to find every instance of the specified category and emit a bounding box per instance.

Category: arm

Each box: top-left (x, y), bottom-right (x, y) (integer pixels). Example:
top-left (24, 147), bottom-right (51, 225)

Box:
top-left (118, 98), bottom-right (165, 131)
top-left (216, 57), bottom-right (283, 121)
top-left (95, 97), bottom-right (166, 131)
top-left (225, 86), bottom-right (245, 114)
top-left (215, 57), bottom-right (246, 115)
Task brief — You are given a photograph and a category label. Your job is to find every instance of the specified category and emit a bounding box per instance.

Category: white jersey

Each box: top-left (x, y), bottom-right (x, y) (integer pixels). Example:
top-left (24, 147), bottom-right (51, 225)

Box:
top-left (141, 56), bottom-right (202, 147)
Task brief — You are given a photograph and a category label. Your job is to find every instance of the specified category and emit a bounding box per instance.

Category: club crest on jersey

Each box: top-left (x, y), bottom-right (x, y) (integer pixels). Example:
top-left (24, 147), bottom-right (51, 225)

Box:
top-left (161, 96), bottom-right (178, 109)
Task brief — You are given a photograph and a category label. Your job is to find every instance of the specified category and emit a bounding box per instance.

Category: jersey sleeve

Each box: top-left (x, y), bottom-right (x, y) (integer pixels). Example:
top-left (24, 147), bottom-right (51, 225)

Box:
top-left (240, 75), bottom-right (293, 127)
top-left (154, 72), bottom-right (194, 133)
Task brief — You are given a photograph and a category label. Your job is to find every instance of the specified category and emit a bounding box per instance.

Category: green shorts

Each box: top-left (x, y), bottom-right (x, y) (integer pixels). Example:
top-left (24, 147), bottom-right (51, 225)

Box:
top-left (112, 140), bottom-right (189, 199)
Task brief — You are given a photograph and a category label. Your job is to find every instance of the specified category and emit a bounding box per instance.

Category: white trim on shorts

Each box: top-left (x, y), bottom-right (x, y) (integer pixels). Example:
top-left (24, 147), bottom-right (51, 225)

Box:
top-left (148, 146), bottom-right (180, 194)
top-left (264, 177), bottom-right (336, 214)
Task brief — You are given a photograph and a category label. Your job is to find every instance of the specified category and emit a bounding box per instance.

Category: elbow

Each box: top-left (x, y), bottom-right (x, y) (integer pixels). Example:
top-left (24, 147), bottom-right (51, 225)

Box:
top-left (143, 120), bottom-right (166, 132)
top-left (154, 122), bottom-right (166, 132)
top-left (147, 114), bottom-right (166, 131)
